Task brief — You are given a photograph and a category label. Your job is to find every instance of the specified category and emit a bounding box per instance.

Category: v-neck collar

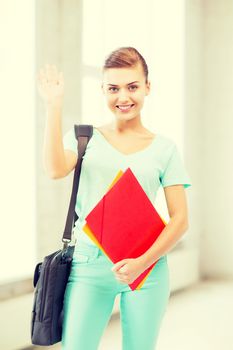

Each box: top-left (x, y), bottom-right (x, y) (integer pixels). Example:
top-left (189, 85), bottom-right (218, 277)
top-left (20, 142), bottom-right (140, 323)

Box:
top-left (93, 127), bottom-right (159, 157)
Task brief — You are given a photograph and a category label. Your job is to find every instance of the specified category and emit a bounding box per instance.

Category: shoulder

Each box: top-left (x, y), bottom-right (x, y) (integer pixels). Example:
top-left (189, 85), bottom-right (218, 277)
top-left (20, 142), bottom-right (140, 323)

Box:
top-left (156, 133), bottom-right (176, 151)
top-left (94, 124), bottom-right (111, 131)
top-left (93, 125), bottom-right (110, 137)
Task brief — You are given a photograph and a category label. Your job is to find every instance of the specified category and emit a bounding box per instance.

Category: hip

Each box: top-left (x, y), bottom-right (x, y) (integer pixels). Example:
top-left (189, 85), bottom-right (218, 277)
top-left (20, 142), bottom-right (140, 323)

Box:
top-left (69, 242), bottom-right (169, 292)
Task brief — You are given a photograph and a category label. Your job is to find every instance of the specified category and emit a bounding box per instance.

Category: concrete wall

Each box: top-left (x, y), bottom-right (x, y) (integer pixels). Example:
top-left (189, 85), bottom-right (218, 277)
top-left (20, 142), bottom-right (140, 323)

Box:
top-left (200, 0), bottom-right (233, 278)
top-left (36, 0), bottom-right (83, 261)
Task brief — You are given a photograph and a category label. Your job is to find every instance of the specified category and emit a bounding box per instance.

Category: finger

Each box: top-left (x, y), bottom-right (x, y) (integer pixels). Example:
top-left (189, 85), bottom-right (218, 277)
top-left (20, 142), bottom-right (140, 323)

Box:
top-left (111, 261), bottom-right (127, 272)
top-left (119, 265), bottom-right (128, 273)
top-left (45, 63), bottom-right (54, 81)
top-left (45, 64), bottom-right (49, 77)
top-left (115, 268), bottom-right (128, 275)
top-left (36, 73), bottom-right (46, 88)
top-left (50, 64), bottom-right (58, 80)
top-left (45, 63), bottom-right (50, 71)
top-left (59, 71), bottom-right (64, 85)
top-left (38, 66), bottom-right (48, 83)
top-left (51, 64), bottom-right (57, 73)
top-left (116, 276), bottom-right (127, 283)
top-left (37, 68), bottom-right (45, 81)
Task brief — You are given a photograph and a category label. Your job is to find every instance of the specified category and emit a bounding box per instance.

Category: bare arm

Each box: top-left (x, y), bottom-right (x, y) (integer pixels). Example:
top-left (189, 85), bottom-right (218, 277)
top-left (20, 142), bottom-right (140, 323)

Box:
top-left (43, 104), bottom-right (77, 178)
top-left (37, 64), bottom-right (77, 179)
top-left (138, 184), bottom-right (189, 269)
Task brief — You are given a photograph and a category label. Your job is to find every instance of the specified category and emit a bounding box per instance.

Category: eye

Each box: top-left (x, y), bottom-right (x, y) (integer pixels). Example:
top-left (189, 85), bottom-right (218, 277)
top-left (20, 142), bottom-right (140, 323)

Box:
top-left (108, 87), bottom-right (118, 92)
top-left (129, 85), bottom-right (138, 91)
top-left (108, 85), bottom-right (138, 92)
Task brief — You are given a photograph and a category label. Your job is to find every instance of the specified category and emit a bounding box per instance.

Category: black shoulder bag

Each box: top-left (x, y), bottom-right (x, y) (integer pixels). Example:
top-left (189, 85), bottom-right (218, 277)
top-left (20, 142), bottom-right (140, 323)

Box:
top-left (31, 124), bottom-right (93, 346)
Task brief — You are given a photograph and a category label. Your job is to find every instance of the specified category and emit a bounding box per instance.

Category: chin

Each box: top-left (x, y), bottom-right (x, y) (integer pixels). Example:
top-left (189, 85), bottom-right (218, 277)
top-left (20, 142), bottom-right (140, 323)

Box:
top-left (116, 115), bottom-right (137, 122)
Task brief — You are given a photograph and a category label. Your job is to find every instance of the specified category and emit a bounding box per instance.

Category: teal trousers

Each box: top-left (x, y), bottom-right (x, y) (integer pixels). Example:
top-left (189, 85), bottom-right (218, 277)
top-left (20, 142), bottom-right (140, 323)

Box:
top-left (61, 242), bottom-right (170, 350)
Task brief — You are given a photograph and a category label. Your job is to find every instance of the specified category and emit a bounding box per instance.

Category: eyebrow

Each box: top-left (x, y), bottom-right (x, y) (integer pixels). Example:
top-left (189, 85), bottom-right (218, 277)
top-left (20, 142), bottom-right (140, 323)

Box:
top-left (107, 81), bottom-right (140, 86)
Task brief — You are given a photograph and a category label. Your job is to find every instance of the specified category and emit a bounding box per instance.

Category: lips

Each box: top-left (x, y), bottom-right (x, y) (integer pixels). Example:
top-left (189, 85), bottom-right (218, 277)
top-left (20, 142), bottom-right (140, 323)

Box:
top-left (116, 104), bottom-right (135, 111)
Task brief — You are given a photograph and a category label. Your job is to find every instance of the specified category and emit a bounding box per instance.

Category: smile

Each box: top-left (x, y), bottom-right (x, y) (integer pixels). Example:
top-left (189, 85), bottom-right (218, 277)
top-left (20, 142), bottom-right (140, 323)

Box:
top-left (116, 104), bottom-right (135, 112)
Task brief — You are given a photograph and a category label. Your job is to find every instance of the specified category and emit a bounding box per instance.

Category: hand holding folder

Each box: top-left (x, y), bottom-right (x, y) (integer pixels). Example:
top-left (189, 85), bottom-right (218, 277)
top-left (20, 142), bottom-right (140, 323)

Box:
top-left (83, 167), bottom-right (167, 290)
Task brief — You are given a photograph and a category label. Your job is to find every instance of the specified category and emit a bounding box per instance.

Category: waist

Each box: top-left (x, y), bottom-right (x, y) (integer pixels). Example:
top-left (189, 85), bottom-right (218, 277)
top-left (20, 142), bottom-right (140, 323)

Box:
top-left (73, 240), bottom-right (167, 263)
top-left (73, 221), bottom-right (167, 262)
top-left (74, 240), bottom-right (104, 259)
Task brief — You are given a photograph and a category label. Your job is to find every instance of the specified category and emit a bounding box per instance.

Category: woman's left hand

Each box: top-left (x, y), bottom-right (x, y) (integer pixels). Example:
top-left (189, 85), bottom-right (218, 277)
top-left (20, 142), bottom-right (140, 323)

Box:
top-left (111, 257), bottom-right (146, 285)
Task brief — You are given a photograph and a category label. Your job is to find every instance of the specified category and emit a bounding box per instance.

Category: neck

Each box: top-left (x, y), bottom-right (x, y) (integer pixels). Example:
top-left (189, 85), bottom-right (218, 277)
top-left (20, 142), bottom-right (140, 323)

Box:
top-left (109, 117), bottom-right (145, 134)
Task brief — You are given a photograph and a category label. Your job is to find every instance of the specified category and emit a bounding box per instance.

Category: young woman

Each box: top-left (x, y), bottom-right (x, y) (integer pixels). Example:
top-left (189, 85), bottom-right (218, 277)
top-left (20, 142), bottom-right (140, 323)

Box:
top-left (37, 47), bottom-right (192, 350)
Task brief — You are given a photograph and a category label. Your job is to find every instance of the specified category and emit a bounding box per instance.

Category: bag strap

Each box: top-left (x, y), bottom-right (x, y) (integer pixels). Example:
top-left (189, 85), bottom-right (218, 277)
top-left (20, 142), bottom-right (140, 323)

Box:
top-left (62, 124), bottom-right (93, 248)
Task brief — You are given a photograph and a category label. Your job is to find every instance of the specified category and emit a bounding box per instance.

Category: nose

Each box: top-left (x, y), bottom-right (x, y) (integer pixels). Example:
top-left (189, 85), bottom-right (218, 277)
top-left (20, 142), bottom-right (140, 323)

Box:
top-left (117, 88), bottom-right (131, 104)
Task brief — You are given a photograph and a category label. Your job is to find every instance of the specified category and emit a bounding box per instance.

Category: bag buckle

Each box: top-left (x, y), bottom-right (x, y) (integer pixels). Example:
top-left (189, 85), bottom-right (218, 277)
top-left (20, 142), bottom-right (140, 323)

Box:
top-left (62, 238), bottom-right (71, 250)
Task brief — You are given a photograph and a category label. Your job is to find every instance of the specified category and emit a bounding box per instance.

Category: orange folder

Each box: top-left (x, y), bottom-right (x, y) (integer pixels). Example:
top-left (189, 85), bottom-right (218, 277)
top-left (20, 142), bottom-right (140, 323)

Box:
top-left (83, 167), bottom-right (167, 291)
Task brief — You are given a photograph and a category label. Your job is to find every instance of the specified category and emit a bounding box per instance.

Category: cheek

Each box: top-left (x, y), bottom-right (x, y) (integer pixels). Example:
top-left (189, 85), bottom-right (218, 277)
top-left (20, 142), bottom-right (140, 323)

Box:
top-left (107, 97), bottom-right (116, 107)
top-left (135, 92), bottom-right (145, 101)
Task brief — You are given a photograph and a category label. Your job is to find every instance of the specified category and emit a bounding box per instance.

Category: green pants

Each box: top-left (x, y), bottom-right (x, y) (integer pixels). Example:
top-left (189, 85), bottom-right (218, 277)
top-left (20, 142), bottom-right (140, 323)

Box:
top-left (61, 242), bottom-right (170, 350)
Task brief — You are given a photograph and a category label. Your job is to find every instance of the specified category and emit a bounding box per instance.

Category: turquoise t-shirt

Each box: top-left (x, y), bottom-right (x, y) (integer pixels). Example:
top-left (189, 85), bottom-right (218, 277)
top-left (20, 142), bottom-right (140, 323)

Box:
top-left (63, 126), bottom-right (192, 247)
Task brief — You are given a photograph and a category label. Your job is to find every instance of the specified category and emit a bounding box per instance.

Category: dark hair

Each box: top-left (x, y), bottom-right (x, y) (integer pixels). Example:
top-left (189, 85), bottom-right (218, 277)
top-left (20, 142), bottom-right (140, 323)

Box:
top-left (102, 47), bottom-right (149, 83)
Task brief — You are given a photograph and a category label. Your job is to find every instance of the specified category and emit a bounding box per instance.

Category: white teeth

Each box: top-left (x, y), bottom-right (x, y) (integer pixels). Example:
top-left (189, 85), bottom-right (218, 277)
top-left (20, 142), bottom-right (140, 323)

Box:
top-left (117, 104), bottom-right (133, 109)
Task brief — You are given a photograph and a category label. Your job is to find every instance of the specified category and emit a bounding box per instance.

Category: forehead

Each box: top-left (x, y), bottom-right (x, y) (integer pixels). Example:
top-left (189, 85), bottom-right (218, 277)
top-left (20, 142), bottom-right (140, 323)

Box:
top-left (103, 63), bottom-right (144, 85)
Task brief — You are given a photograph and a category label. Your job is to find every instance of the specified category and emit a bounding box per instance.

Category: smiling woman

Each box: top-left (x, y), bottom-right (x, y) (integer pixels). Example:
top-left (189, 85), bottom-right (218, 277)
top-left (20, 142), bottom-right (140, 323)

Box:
top-left (101, 47), bottom-right (151, 125)
top-left (58, 47), bottom-right (192, 350)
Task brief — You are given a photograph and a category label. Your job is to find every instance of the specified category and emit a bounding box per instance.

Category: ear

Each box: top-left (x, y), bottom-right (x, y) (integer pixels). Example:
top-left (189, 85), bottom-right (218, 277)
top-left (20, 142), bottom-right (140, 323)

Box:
top-left (145, 81), bottom-right (151, 96)
top-left (101, 83), bottom-right (105, 95)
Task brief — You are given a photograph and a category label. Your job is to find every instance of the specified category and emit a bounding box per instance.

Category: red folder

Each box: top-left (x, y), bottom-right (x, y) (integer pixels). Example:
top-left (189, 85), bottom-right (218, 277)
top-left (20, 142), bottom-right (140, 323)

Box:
top-left (83, 167), bottom-right (167, 291)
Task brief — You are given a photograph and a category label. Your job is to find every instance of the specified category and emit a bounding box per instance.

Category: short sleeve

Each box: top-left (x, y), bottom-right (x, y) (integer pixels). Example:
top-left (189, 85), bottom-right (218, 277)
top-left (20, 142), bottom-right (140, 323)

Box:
top-left (63, 127), bottom-right (78, 154)
top-left (160, 144), bottom-right (192, 189)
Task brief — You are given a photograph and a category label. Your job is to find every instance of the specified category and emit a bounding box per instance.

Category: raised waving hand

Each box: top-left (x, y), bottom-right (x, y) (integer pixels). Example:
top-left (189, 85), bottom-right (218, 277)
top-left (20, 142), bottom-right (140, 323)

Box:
top-left (37, 64), bottom-right (64, 107)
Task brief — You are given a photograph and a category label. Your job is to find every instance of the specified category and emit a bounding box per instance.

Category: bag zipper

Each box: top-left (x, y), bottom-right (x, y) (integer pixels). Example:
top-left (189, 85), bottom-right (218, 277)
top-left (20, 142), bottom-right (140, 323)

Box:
top-left (38, 251), bottom-right (61, 322)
